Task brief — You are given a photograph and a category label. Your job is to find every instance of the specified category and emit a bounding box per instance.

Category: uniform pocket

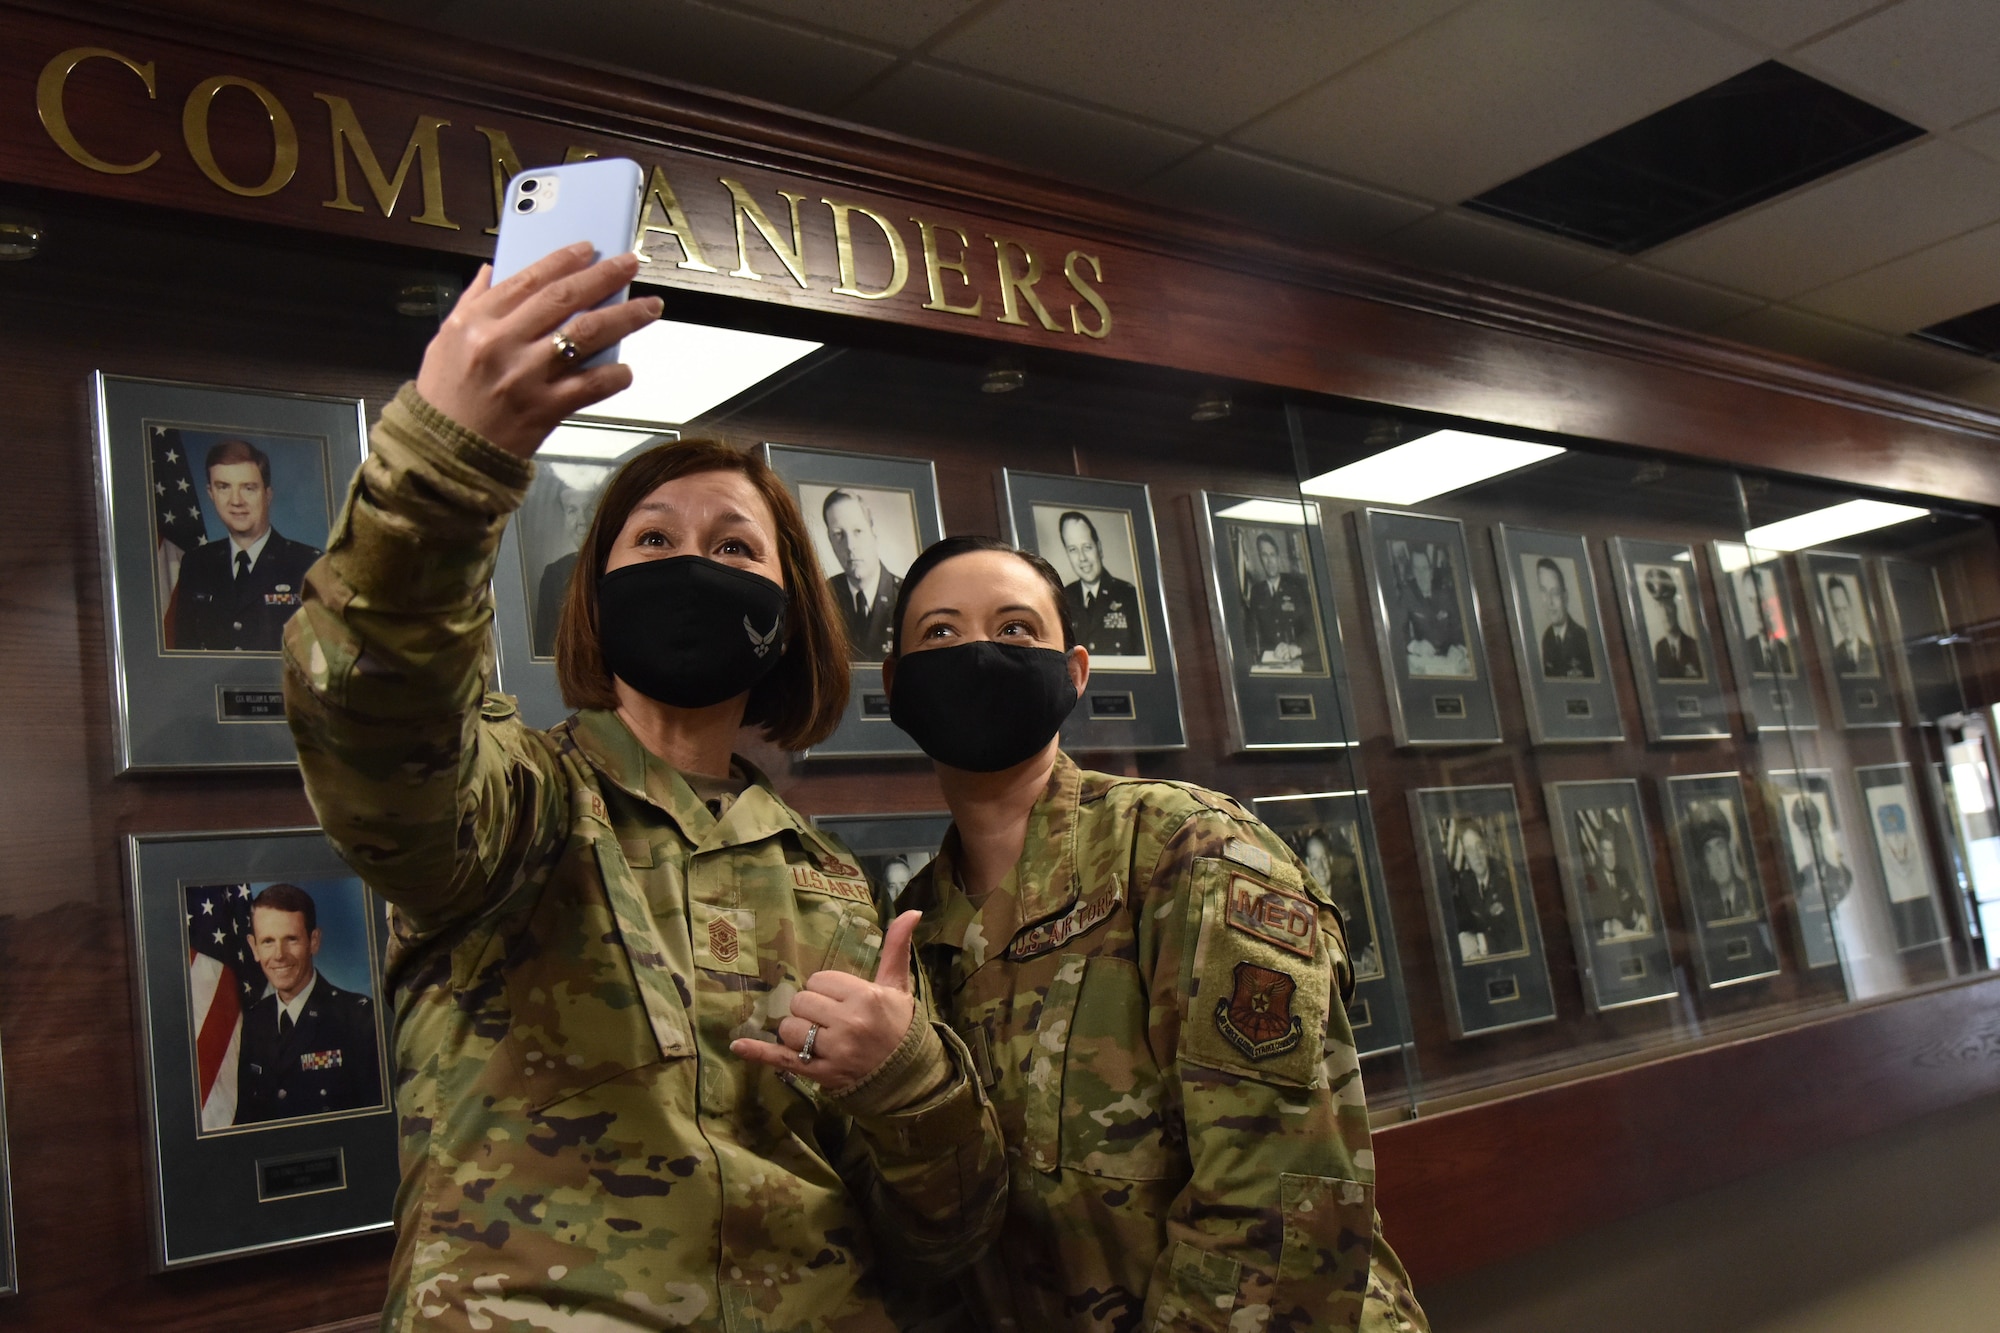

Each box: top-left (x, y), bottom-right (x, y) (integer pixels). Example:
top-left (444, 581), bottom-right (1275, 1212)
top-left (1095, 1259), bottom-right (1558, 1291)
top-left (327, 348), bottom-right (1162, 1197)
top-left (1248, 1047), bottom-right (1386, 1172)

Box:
top-left (1058, 956), bottom-right (1177, 1181)
top-left (1278, 1172), bottom-right (1376, 1317)
top-left (1020, 952), bottom-right (1086, 1175)
top-left (1180, 860), bottom-right (1331, 1089)
top-left (1150, 1241), bottom-right (1241, 1330)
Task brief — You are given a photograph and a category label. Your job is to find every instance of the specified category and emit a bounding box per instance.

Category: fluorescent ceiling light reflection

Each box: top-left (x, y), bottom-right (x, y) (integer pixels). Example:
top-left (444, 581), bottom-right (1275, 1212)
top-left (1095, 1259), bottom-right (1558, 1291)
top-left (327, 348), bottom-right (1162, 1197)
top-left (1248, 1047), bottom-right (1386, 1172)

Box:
top-left (1214, 499), bottom-right (1319, 525)
top-left (1298, 430), bottom-right (1564, 504)
top-left (1741, 499), bottom-right (1929, 552)
top-left (540, 421), bottom-right (673, 463)
top-left (579, 319), bottom-right (821, 426)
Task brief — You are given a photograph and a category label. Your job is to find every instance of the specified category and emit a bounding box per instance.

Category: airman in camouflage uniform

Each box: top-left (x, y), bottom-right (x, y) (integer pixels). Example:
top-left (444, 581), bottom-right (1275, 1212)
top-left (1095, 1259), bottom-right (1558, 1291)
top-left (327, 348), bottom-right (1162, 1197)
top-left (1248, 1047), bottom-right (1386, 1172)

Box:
top-left (903, 752), bottom-right (1428, 1332)
top-left (283, 385), bottom-right (1006, 1332)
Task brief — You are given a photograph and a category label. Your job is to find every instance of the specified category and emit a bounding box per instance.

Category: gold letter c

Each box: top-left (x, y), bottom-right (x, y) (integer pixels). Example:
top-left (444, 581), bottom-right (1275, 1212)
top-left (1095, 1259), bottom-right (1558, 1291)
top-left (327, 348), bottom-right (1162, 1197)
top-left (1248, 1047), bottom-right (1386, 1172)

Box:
top-left (37, 46), bottom-right (162, 176)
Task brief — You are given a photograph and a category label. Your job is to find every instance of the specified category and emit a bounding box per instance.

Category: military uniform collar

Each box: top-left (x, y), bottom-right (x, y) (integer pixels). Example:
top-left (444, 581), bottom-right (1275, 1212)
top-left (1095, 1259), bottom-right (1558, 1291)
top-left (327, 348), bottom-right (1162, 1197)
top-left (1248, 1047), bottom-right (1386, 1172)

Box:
top-left (914, 751), bottom-right (1096, 964)
top-left (561, 709), bottom-right (841, 859)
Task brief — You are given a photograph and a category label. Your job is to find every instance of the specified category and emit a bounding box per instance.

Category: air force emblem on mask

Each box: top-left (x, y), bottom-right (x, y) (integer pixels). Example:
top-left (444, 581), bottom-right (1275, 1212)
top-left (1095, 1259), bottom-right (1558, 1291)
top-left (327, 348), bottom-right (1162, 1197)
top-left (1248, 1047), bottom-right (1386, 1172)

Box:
top-left (744, 615), bottom-right (781, 657)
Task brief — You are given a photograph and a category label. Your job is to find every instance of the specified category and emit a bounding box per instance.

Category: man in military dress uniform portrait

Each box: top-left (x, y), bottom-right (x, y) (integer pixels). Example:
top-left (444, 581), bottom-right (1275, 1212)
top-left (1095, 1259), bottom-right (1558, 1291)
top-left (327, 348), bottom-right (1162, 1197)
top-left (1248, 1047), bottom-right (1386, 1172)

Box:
top-left (1445, 818), bottom-right (1523, 960)
top-left (1686, 804), bottom-right (1758, 926)
top-left (1823, 575), bottom-right (1879, 678)
top-left (164, 438), bottom-right (322, 652)
top-left (1529, 556), bottom-right (1593, 679)
top-left (821, 488), bottom-right (904, 662)
top-left (1640, 564), bottom-right (1704, 682)
top-left (1054, 509), bottom-right (1146, 662)
top-left (530, 462), bottom-right (610, 657)
top-left (1240, 529), bottom-right (1323, 673)
top-left (235, 883), bottom-right (383, 1125)
top-left (1733, 566), bottom-right (1796, 677)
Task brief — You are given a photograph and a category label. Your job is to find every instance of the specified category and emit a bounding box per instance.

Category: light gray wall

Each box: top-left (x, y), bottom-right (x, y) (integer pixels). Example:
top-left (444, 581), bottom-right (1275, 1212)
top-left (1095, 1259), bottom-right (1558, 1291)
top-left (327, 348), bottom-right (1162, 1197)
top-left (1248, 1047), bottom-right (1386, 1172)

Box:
top-left (1415, 1089), bottom-right (2000, 1333)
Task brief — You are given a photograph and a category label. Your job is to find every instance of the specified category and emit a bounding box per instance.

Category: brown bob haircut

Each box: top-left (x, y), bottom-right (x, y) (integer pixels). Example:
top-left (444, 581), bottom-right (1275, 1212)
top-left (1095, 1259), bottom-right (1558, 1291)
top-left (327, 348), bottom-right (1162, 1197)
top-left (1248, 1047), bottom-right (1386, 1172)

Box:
top-left (553, 438), bottom-right (850, 750)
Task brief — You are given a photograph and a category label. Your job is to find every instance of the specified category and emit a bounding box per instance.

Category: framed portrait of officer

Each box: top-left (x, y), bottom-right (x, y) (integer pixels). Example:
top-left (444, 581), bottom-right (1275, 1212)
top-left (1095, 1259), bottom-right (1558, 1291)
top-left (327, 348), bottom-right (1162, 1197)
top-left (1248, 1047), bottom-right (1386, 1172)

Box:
top-left (491, 421), bottom-right (674, 728)
top-left (1764, 769), bottom-right (1863, 976)
top-left (1604, 538), bottom-right (1729, 743)
top-left (1195, 492), bottom-right (1358, 751)
top-left (1408, 785), bottom-right (1556, 1038)
top-left (1544, 780), bottom-right (1678, 1012)
top-left (0, 1026), bottom-right (14, 1296)
top-left (810, 812), bottom-right (953, 917)
top-left (127, 828), bottom-right (397, 1268)
top-left (1800, 552), bottom-right (1900, 729)
top-left (1494, 526), bottom-right (1623, 744)
top-left (92, 374), bottom-right (366, 771)
top-left (1660, 773), bottom-right (1780, 990)
top-left (1856, 763), bottom-right (1950, 952)
top-left (1251, 790), bottom-right (1410, 1057)
top-left (765, 444), bottom-right (944, 757)
top-left (1357, 509), bottom-right (1502, 747)
top-left (1878, 558), bottom-right (1965, 723)
top-left (1002, 470), bottom-right (1186, 752)
top-left (1710, 541), bottom-right (1821, 733)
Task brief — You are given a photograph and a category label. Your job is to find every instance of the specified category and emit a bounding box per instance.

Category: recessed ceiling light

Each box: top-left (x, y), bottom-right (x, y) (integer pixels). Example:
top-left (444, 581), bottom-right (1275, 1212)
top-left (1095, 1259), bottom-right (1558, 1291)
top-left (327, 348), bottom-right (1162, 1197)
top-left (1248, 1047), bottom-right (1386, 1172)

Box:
top-left (1741, 499), bottom-right (1929, 552)
top-left (578, 320), bottom-right (821, 426)
top-left (540, 420), bottom-right (675, 462)
top-left (1214, 498), bottom-right (1319, 525)
top-left (1298, 430), bottom-right (1564, 504)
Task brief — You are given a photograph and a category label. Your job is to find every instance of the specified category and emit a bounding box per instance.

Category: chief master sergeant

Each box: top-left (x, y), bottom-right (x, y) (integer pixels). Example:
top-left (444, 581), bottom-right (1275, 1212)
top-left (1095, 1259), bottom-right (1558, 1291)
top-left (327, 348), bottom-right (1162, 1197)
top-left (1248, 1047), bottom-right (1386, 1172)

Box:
top-left (235, 883), bottom-right (383, 1124)
top-left (166, 438), bottom-right (321, 652)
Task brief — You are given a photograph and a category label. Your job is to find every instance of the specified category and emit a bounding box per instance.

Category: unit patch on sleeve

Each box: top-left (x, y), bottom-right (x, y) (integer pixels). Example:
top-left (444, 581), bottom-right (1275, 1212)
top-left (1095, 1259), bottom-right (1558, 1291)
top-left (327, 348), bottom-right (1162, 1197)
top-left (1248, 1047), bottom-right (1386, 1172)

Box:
top-left (1225, 874), bottom-right (1317, 959)
top-left (1214, 961), bottom-right (1303, 1061)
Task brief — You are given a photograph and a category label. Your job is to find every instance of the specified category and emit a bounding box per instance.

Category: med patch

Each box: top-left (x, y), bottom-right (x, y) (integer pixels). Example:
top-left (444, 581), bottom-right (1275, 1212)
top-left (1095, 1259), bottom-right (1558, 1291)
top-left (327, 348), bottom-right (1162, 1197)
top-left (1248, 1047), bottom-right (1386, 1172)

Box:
top-left (1225, 874), bottom-right (1317, 958)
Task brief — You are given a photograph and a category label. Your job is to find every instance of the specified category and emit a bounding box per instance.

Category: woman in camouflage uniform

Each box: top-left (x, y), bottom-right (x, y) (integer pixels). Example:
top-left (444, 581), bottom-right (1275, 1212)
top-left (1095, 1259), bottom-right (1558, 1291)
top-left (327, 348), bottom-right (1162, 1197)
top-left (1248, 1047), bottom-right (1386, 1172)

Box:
top-left (876, 535), bottom-right (1429, 1333)
top-left (283, 244), bottom-right (1004, 1331)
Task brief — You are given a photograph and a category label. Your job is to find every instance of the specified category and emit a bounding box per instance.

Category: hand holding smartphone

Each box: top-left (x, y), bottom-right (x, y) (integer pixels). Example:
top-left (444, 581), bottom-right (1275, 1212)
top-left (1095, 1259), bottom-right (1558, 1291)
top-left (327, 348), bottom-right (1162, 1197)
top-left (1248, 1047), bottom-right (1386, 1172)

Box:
top-left (491, 157), bottom-right (647, 369)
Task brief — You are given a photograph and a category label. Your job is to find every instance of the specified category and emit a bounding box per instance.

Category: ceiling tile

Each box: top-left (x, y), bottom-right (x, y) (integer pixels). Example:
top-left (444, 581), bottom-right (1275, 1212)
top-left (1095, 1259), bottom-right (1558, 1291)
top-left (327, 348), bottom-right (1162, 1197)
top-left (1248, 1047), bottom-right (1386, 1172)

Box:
top-left (1706, 303), bottom-right (1983, 385)
top-left (1646, 138), bottom-right (2000, 299)
top-left (1947, 368), bottom-right (2000, 410)
top-left (1367, 208), bottom-right (1619, 289)
top-left (929, 0), bottom-right (1465, 136)
top-left (1557, 263), bottom-right (1766, 329)
top-left (1793, 220), bottom-right (2000, 330)
top-left (717, 0), bottom-right (984, 49)
top-left (1954, 108), bottom-right (2000, 165)
top-left (1793, 0), bottom-right (2000, 129)
top-left (843, 62), bottom-right (1203, 189)
top-left (1665, 0), bottom-right (1886, 50)
top-left (1232, 0), bottom-right (1758, 202)
top-left (1137, 149), bottom-right (1433, 247)
top-left (427, 0), bottom-right (894, 111)
top-left (1821, 329), bottom-right (1996, 389)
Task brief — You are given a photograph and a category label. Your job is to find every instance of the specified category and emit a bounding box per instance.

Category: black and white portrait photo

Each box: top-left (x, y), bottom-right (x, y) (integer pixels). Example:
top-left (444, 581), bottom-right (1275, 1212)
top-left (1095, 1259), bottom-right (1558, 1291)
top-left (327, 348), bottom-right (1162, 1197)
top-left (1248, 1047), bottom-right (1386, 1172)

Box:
top-left (519, 460), bottom-right (613, 659)
top-left (801, 482), bottom-right (923, 664)
top-left (1226, 523), bottom-right (1329, 676)
top-left (1574, 807), bottom-right (1652, 942)
top-left (1816, 571), bottom-right (1880, 679)
top-left (1634, 562), bottom-right (1705, 684)
top-left (1545, 779), bottom-right (1679, 1012)
top-left (1433, 812), bottom-right (1527, 961)
top-left (184, 876), bottom-right (386, 1134)
top-left (1730, 564), bottom-right (1797, 679)
top-left (1286, 823), bottom-right (1381, 980)
top-left (149, 426), bottom-right (332, 655)
top-left (1030, 503), bottom-right (1154, 671)
top-left (1521, 554), bottom-right (1595, 681)
top-left (1677, 797), bottom-right (1760, 927)
top-left (1385, 538), bottom-right (1472, 680)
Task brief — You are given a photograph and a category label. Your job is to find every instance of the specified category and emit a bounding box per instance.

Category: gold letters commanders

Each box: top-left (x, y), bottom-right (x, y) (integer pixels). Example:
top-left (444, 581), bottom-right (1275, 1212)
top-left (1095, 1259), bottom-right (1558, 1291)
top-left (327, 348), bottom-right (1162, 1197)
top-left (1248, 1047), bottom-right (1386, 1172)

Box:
top-left (1224, 875), bottom-right (1316, 959)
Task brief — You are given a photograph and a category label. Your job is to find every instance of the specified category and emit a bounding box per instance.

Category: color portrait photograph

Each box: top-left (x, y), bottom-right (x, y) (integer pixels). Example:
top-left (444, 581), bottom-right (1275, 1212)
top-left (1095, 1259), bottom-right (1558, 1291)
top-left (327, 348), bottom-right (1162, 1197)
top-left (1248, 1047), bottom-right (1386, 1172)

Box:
top-left (801, 481), bottom-right (923, 664)
top-left (1030, 502), bottom-right (1153, 671)
top-left (146, 424), bottom-right (333, 656)
top-left (1223, 521), bottom-right (1329, 676)
top-left (182, 875), bottom-right (386, 1135)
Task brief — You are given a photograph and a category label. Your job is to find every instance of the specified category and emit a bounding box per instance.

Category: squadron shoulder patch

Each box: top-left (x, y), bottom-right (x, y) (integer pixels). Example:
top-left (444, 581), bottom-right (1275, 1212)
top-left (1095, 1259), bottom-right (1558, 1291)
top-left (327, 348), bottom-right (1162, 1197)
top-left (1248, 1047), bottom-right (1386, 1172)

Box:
top-left (1225, 874), bottom-right (1317, 959)
top-left (1214, 961), bottom-right (1303, 1061)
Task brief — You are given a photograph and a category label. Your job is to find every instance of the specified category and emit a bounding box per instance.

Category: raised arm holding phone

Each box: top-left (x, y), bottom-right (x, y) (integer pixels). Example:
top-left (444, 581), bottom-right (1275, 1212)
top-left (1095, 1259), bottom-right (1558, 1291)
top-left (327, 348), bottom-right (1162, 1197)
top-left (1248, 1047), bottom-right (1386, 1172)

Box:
top-left (284, 218), bottom-right (1005, 1331)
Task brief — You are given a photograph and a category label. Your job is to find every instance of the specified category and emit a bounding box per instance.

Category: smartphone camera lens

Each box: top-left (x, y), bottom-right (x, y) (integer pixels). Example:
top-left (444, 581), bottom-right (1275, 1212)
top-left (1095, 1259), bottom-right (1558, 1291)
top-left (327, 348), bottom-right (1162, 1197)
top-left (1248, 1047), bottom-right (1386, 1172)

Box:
top-left (515, 197), bottom-right (535, 213)
top-left (519, 178), bottom-right (539, 193)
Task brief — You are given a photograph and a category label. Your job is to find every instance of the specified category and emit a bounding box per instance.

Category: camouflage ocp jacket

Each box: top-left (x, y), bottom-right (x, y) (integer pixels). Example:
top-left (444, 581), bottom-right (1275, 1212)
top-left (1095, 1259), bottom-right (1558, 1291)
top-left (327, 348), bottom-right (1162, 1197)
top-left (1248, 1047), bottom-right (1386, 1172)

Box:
top-left (903, 754), bottom-right (1429, 1333)
top-left (282, 385), bottom-right (1006, 1333)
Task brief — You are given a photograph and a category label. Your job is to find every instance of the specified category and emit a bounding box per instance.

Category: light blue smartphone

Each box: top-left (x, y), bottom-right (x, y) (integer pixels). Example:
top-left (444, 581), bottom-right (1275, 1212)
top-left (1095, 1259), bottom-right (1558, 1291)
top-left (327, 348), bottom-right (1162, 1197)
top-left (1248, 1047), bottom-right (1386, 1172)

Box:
top-left (491, 156), bottom-right (646, 369)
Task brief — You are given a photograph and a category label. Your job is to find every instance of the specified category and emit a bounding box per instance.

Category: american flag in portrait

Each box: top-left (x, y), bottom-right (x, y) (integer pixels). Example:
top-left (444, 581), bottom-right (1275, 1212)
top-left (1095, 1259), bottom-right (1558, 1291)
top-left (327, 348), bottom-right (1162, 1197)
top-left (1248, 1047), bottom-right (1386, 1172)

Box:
top-left (185, 882), bottom-right (264, 1131)
top-left (148, 425), bottom-right (212, 643)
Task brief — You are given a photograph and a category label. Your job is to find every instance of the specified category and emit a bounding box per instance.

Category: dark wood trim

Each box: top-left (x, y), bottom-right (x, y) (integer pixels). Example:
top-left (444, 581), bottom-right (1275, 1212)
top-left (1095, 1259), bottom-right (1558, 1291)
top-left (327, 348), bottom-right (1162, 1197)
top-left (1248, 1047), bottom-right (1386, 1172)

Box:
top-left (286, 1318), bottom-right (376, 1333)
top-left (1372, 971), bottom-right (2000, 1282)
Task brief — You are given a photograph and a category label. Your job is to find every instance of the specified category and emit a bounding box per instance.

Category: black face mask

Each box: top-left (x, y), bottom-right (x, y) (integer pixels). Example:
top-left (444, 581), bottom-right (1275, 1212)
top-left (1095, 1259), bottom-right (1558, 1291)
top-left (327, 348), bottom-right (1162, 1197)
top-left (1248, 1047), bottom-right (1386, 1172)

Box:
top-left (889, 641), bottom-right (1077, 772)
top-left (597, 556), bottom-right (788, 709)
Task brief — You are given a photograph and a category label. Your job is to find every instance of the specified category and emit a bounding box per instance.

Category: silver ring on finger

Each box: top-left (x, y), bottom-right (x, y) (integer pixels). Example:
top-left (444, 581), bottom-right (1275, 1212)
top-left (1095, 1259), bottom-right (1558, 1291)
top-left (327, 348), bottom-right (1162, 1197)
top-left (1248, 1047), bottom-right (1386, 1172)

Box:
top-left (550, 328), bottom-right (583, 366)
top-left (797, 1022), bottom-right (819, 1064)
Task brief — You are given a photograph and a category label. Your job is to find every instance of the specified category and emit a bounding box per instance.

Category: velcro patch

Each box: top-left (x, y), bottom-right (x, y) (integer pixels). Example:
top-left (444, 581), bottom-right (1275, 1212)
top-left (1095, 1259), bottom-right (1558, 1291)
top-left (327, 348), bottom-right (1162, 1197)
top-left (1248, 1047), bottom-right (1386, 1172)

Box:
top-left (791, 864), bottom-right (874, 904)
top-left (1225, 875), bottom-right (1317, 959)
top-left (1223, 839), bottom-right (1272, 874)
top-left (1214, 961), bottom-right (1303, 1061)
top-left (708, 915), bottom-right (741, 963)
top-left (300, 1049), bottom-right (343, 1071)
top-left (1008, 883), bottom-right (1119, 961)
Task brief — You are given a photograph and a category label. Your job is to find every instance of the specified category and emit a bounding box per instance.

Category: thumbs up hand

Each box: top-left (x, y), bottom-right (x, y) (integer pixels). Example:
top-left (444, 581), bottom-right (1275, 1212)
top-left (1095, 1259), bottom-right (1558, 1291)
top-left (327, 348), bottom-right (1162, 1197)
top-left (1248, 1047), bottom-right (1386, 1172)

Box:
top-left (731, 910), bottom-right (922, 1093)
